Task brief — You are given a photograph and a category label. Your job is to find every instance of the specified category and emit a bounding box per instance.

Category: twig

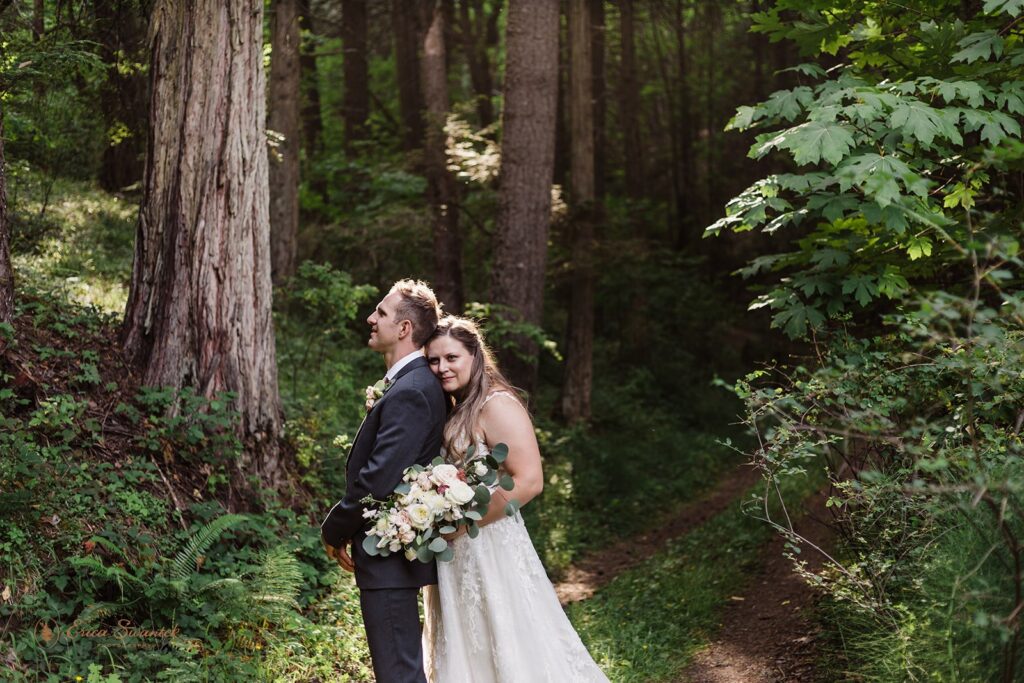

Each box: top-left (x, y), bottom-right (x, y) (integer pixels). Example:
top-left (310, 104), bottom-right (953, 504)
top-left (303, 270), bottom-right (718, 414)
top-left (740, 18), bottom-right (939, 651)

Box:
top-left (149, 454), bottom-right (187, 531)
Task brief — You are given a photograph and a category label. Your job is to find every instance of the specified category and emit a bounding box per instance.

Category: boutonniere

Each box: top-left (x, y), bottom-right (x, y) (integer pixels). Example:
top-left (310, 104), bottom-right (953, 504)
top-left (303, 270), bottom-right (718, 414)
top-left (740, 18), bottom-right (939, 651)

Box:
top-left (364, 378), bottom-right (392, 412)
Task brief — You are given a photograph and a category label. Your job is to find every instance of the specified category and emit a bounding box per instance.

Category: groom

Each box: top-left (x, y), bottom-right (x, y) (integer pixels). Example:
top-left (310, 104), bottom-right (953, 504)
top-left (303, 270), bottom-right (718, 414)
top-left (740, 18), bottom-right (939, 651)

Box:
top-left (321, 279), bottom-right (446, 683)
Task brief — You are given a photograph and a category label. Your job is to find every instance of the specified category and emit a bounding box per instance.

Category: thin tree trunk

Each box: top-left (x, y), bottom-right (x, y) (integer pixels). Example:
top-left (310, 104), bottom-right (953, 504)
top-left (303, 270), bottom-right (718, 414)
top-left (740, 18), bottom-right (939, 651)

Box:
top-left (619, 0), bottom-right (642, 198)
top-left (341, 0), bottom-right (369, 148)
top-left (456, 0), bottom-right (495, 127)
top-left (675, 0), bottom-right (694, 247)
top-left (561, 0), bottom-right (595, 424)
top-left (33, 0), bottom-right (43, 39)
top-left (393, 0), bottom-right (427, 151)
top-left (553, 3), bottom-right (569, 187)
top-left (269, 0), bottom-right (301, 284)
top-left (491, 0), bottom-right (559, 395)
top-left (422, 0), bottom-right (463, 311)
top-left (123, 0), bottom-right (284, 489)
top-left (0, 109), bottom-right (12, 324)
top-left (299, 1), bottom-right (325, 198)
top-left (94, 0), bottom-right (147, 192)
top-left (591, 0), bottom-right (605, 199)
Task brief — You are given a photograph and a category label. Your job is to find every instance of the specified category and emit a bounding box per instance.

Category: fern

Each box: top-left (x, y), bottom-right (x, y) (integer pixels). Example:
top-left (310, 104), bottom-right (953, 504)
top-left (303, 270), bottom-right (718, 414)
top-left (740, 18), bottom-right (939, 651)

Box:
top-left (168, 513), bottom-right (247, 584)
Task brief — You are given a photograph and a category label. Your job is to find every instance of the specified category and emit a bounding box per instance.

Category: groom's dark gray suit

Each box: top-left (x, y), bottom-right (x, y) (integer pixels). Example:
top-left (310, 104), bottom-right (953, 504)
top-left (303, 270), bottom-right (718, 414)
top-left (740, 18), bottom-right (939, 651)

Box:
top-left (321, 355), bottom-right (445, 682)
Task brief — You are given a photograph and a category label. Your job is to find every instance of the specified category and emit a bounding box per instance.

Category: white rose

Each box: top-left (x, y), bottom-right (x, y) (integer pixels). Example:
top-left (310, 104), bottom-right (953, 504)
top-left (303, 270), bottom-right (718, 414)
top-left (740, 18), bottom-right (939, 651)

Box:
top-left (473, 461), bottom-right (488, 478)
top-left (445, 481), bottom-right (476, 505)
top-left (430, 464), bottom-right (460, 487)
top-left (406, 503), bottom-right (432, 530)
top-left (423, 491), bottom-right (449, 516)
top-left (405, 547), bottom-right (417, 561)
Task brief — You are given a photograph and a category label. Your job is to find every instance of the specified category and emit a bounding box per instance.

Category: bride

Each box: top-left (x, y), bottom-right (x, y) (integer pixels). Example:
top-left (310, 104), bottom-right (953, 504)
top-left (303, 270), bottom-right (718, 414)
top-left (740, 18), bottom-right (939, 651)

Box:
top-left (422, 315), bottom-right (609, 683)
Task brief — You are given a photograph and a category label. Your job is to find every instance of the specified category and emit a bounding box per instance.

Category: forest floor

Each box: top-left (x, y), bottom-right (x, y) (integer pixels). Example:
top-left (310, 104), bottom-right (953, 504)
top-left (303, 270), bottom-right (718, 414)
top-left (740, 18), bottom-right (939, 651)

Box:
top-left (678, 489), bottom-right (833, 683)
top-left (555, 464), bottom-right (833, 683)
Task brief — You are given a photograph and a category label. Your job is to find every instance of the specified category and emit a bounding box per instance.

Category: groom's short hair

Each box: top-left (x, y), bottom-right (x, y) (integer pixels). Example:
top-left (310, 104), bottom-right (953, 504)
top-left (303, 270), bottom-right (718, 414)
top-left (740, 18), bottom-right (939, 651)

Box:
top-left (390, 279), bottom-right (441, 347)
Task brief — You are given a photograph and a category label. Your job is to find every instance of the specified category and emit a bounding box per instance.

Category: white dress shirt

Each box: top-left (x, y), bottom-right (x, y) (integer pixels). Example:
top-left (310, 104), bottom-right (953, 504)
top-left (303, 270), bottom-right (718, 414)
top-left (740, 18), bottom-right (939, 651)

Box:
top-left (385, 348), bottom-right (425, 384)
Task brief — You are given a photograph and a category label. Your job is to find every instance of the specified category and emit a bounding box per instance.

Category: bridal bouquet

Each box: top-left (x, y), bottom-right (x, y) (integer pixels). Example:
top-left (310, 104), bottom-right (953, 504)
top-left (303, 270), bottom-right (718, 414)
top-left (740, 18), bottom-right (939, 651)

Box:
top-left (360, 443), bottom-right (514, 563)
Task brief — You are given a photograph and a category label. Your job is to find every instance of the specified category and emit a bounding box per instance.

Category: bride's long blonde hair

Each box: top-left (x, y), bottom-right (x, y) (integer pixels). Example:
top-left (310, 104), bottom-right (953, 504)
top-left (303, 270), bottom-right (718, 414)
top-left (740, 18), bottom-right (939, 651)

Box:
top-left (427, 316), bottom-right (521, 463)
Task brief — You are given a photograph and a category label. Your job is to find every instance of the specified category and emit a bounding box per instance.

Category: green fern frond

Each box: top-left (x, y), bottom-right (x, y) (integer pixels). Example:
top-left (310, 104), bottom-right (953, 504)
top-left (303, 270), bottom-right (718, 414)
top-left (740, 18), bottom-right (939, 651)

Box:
top-left (248, 547), bottom-right (303, 620)
top-left (169, 513), bottom-right (247, 584)
top-left (73, 601), bottom-right (126, 627)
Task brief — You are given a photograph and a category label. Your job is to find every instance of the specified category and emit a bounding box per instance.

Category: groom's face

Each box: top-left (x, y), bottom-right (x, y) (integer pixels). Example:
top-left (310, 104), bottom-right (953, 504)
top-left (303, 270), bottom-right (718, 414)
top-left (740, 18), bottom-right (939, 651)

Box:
top-left (366, 292), bottom-right (404, 353)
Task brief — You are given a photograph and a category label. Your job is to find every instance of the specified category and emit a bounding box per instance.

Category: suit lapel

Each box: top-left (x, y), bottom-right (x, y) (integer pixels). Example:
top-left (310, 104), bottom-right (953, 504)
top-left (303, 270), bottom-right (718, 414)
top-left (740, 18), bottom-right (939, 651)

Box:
top-left (346, 356), bottom-right (430, 468)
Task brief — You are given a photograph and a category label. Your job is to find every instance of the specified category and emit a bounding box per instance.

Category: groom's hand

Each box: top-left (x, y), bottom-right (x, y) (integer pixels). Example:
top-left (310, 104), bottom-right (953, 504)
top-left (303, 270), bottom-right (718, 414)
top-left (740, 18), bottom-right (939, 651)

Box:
top-left (323, 539), bottom-right (355, 573)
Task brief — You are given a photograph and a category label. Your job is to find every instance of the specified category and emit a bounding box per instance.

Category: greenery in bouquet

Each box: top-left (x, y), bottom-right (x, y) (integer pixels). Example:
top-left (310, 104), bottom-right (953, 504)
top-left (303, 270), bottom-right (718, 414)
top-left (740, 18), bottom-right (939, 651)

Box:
top-left (360, 443), bottom-right (516, 563)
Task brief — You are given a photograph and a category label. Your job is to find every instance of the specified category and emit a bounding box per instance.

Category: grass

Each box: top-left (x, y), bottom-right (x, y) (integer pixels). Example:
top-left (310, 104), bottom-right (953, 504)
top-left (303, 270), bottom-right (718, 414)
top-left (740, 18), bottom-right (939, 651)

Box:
top-left (568, 470), bottom-right (822, 682)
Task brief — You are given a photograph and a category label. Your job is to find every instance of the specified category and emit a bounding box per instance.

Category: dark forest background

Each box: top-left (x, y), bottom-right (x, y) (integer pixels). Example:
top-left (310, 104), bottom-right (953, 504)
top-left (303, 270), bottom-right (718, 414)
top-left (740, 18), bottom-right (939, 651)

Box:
top-left (1, 1), bottom-right (1023, 681)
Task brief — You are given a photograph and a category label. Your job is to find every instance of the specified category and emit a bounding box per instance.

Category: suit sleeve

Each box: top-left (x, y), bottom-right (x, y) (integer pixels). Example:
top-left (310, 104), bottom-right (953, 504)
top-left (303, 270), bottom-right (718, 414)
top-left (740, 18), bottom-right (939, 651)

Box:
top-left (320, 387), bottom-right (434, 548)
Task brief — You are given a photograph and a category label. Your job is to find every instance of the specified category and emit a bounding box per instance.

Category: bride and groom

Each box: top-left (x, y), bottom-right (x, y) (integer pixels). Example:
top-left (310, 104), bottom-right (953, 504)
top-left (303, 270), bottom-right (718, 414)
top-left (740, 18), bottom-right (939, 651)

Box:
top-left (320, 279), bottom-right (608, 682)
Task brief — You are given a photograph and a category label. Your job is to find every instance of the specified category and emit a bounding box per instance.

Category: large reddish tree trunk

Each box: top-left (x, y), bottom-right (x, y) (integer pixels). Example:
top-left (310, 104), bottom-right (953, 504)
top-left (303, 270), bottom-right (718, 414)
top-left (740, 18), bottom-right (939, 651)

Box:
top-left (491, 0), bottom-right (558, 395)
top-left (269, 0), bottom-right (301, 284)
top-left (123, 0), bottom-right (284, 488)
top-left (0, 109), bottom-right (12, 324)
top-left (341, 0), bottom-right (369, 148)
top-left (422, 0), bottom-right (463, 312)
top-left (561, 0), bottom-right (596, 424)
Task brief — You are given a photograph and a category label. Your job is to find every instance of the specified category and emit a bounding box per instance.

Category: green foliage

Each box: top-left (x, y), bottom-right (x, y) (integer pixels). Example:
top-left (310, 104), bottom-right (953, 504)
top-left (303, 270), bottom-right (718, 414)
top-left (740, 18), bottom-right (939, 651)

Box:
top-left (711, 2), bottom-right (1024, 338)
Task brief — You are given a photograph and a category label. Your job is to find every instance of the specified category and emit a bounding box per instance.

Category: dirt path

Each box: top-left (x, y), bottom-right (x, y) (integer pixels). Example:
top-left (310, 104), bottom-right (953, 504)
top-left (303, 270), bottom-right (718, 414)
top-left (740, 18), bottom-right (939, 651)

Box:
top-left (554, 464), bottom-right (762, 606)
top-left (678, 490), bottom-right (833, 683)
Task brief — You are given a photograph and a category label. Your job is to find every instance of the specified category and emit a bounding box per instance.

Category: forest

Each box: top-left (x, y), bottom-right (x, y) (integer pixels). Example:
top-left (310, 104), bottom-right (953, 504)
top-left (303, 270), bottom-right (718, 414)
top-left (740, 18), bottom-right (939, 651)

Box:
top-left (0, 0), bottom-right (1022, 681)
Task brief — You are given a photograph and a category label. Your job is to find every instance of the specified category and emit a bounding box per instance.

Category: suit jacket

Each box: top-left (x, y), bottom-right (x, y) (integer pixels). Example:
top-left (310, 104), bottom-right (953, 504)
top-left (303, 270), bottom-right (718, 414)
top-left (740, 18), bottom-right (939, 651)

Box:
top-left (320, 356), bottom-right (445, 589)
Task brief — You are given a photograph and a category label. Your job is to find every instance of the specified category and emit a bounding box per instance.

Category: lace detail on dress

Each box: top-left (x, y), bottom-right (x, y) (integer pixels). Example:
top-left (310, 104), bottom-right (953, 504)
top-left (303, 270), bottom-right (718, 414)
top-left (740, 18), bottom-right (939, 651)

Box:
top-left (422, 437), bottom-right (609, 683)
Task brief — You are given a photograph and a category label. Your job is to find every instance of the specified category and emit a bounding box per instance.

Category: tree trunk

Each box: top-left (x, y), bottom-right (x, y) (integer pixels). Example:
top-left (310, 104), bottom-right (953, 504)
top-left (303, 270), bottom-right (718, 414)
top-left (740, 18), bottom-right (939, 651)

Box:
top-left (619, 0), bottom-right (642, 198)
top-left (123, 0), bottom-right (284, 489)
top-left (491, 0), bottom-right (559, 395)
top-left (299, 1), bottom-right (326, 198)
top-left (456, 0), bottom-right (495, 127)
top-left (269, 0), bottom-right (302, 284)
top-left (561, 0), bottom-right (595, 424)
top-left (675, 0), bottom-right (694, 247)
top-left (422, 0), bottom-right (463, 312)
top-left (341, 0), bottom-right (369, 148)
top-left (591, 0), bottom-right (605, 199)
top-left (393, 0), bottom-right (427, 151)
top-left (93, 0), bottom-right (147, 192)
top-left (32, 0), bottom-right (43, 39)
top-left (0, 108), bottom-right (12, 324)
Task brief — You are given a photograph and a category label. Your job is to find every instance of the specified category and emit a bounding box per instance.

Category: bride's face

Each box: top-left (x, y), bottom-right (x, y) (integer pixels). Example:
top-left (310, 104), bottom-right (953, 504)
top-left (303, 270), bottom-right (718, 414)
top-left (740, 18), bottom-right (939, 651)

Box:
top-left (426, 336), bottom-right (474, 395)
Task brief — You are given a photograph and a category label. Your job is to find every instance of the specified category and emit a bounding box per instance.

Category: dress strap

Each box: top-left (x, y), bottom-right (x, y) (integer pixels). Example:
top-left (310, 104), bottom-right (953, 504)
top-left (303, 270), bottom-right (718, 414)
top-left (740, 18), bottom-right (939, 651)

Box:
top-left (482, 390), bottom-right (515, 406)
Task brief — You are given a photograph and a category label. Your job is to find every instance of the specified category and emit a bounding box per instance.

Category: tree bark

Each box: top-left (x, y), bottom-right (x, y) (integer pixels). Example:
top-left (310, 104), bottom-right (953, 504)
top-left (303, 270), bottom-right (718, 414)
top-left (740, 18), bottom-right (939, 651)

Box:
top-left (393, 0), bottom-right (427, 151)
top-left (591, 0), bottom-right (605, 199)
top-left (123, 0), bottom-right (284, 488)
top-left (456, 0), bottom-right (495, 127)
top-left (341, 0), bottom-right (369, 148)
top-left (93, 0), bottom-right (148, 192)
top-left (32, 0), bottom-right (43, 40)
top-left (299, 1), bottom-right (323, 153)
top-left (0, 108), bottom-right (13, 324)
top-left (422, 0), bottom-right (463, 312)
top-left (491, 0), bottom-right (559, 395)
top-left (269, 0), bottom-right (302, 284)
top-left (299, 0), bottom-right (325, 198)
top-left (618, 0), bottom-right (643, 198)
top-left (561, 0), bottom-right (595, 424)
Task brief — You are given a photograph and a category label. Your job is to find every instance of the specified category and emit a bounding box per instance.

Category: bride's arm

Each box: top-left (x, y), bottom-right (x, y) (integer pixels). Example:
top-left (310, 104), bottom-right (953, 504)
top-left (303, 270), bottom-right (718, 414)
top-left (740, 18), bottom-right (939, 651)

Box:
top-left (470, 393), bottom-right (544, 528)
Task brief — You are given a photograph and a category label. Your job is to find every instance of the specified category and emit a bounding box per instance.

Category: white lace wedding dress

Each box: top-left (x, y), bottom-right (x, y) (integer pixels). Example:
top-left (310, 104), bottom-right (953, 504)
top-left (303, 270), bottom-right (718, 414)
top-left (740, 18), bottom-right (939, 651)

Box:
top-left (422, 393), bottom-right (609, 683)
